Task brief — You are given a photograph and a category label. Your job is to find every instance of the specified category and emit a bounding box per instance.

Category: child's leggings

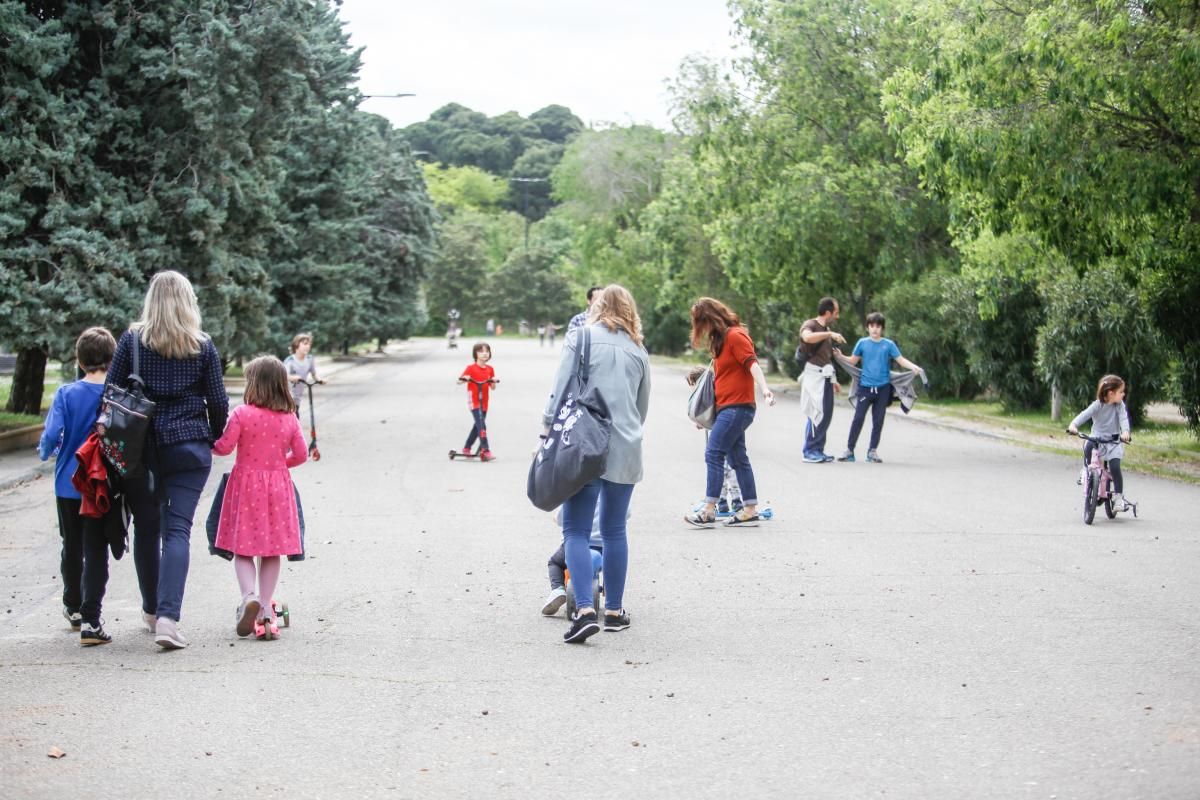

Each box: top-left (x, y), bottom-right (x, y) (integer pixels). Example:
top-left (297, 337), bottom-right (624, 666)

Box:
top-left (234, 556), bottom-right (282, 616)
top-left (465, 408), bottom-right (489, 451)
top-left (1083, 441), bottom-right (1124, 493)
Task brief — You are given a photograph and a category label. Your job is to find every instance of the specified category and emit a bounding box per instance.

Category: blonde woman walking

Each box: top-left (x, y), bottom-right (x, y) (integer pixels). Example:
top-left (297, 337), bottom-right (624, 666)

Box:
top-left (541, 285), bottom-right (651, 643)
top-left (108, 271), bottom-right (228, 650)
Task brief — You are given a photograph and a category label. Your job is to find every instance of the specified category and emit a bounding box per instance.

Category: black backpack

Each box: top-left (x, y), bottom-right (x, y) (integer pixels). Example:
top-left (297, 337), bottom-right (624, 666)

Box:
top-left (794, 340), bottom-right (812, 370)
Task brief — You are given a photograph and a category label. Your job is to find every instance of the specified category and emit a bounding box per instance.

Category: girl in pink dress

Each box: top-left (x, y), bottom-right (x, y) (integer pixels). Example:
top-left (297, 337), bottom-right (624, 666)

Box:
top-left (213, 356), bottom-right (308, 640)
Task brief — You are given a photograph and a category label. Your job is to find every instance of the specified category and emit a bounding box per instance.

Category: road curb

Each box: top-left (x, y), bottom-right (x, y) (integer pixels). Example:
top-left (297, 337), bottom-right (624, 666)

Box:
top-left (0, 461), bottom-right (52, 493)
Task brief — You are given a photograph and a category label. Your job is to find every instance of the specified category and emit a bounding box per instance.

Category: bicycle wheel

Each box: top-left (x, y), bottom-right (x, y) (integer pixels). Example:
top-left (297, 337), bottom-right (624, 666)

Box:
top-left (1104, 483), bottom-right (1117, 519)
top-left (1083, 471), bottom-right (1098, 525)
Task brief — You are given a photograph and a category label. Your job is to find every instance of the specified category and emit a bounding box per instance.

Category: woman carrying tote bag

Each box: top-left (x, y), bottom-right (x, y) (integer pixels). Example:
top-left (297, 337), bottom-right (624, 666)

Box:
top-left (539, 285), bottom-right (650, 644)
top-left (107, 271), bottom-right (228, 650)
top-left (683, 297), bottom-right (775, 528)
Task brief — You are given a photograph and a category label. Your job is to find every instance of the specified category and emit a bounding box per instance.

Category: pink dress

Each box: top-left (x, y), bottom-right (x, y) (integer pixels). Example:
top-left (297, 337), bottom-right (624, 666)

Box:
top-left (212, 404), bottom-right (308, 557)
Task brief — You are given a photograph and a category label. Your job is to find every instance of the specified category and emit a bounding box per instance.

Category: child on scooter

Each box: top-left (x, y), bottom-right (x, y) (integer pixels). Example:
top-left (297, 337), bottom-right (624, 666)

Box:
top-left (458, 342), bottom-right (499, 461)
top-left (284, 333), bottom-right (326, 417)
top-left (1067, 374), bottom-right (1135, 512)
top-left (212, 356), bottom-right (308, 640)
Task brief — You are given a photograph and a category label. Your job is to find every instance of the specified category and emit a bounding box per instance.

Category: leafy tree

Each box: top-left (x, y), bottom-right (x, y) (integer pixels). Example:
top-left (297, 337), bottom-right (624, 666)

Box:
top-left (529, 104), bottom-right (584, 143)
top-left (884, 0), bottom-right (1200, 430)
top-left (423, 164), bottom-right (509, 213)
top-left (490, 245), bottom-right (574, 327)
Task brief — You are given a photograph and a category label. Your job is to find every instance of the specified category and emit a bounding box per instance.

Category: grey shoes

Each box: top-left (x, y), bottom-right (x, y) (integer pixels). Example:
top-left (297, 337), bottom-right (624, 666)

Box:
top-left (154, 617), bottom-right (188, 650)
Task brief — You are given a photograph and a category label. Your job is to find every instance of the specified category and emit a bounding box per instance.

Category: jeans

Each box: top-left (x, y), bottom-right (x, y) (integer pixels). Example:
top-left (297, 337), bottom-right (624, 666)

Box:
top-left (804, 380), bottom-right (834, 457)
top-left (125, 440), bottom-right (212, 622)
top-left (706, 406), bottom-right (757, 505)
top-left (561, 479), bottom-right (633, 613)
top-left (846, 384), bottom-right (892, 452)
top-left (56, 498), bottom-right (110, 624)
top-left (464, 408), bottom-right (489, 451)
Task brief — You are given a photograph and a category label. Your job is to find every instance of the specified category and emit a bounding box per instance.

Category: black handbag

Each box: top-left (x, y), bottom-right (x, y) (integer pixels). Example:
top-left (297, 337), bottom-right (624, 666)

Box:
top-left (527, 327), bottom-right (612, 512)
top-left (96, 333), bottom-right (156, 478)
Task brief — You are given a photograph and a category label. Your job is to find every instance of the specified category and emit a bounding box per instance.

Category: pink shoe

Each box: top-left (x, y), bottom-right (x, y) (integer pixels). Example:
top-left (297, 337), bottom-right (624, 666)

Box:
top-left (480, 450), bottom-right (495, 462)
top-left (461, 447), bottom-right (472, 456)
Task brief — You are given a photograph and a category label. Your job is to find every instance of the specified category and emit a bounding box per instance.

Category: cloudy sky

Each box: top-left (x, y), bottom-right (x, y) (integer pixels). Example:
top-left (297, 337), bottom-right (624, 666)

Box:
top-left (336, 0), bottom-right (742, 130)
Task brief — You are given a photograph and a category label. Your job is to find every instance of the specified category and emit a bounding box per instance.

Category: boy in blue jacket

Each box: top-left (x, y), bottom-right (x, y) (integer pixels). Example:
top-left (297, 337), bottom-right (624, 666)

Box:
top-left (38, 327), bottom-right (117, 645)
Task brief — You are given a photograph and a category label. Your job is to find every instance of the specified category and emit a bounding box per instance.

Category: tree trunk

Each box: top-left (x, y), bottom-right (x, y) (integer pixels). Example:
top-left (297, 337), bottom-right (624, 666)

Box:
top-left (376, 337), bottom-right (387, 353)
top-left (5, 347), bottom-right (48, 415)
top-left (1051, 382), bottom-right (1062, 423)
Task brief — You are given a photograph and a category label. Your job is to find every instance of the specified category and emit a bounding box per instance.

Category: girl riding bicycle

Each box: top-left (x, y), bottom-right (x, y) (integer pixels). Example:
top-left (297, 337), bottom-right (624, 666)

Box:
top-left (1067, 374), bottom-right (1135, 512)
top-left (458, 342), bottom-right (499, 461)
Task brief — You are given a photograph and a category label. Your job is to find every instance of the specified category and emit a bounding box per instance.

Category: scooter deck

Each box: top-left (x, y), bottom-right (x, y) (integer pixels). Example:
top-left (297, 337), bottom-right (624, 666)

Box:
top-left (448, 449), bottom-right (484, 460)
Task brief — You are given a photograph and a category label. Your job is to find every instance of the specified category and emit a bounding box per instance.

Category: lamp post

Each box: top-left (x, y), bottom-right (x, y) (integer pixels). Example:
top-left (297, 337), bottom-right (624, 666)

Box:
top-left (510, 177), bottom-right (549, 251)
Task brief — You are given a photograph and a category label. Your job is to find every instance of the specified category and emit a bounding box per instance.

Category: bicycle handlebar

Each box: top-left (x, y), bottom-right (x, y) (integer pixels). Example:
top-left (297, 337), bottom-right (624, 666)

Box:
top-left (458, 378), bottom-right (499, 385)
top-left (1067, 430), bottom-right (1128, 445)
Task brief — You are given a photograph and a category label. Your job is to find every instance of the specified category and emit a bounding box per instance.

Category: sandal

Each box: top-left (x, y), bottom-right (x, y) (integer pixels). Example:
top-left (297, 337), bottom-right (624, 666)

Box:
top-left (683, 510), bottom-right (716, 528)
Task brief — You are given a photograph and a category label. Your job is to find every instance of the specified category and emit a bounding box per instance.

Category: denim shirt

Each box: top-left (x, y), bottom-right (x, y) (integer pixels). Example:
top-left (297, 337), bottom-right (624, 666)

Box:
top-left (542, 324), bottom-right (651, 484)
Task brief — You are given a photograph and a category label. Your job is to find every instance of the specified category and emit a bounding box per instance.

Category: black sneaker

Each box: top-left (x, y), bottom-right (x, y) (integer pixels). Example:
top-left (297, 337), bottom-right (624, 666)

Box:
top-left (603, 610), bottom-right (631, 632)
top-left (63, 606), bottom-right (82, 631)
top-left (80, 621), bottom-right (111, 646)
top-left (563, 611), bottom-right (600, 644)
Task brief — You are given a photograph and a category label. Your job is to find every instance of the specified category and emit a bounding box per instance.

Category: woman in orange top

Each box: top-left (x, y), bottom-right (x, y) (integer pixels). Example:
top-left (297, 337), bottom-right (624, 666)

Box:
top-left (684, 298), bottom-right (775, 527)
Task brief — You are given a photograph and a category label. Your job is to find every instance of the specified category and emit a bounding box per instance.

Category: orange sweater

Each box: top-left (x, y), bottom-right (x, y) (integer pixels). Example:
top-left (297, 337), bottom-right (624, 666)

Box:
top-left (714, 326), bottom-right (758, 408)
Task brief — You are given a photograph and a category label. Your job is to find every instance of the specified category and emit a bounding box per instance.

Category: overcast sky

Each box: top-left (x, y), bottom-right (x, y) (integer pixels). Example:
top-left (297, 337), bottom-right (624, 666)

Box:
top-left (336, 0), bottom-right (741, 130)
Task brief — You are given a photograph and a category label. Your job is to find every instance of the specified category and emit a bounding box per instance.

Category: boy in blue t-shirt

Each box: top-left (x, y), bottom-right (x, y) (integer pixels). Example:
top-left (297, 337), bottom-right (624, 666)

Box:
top-left (37, 327), bottom-right (117, 645)
top-left (836, 313), bottom-right (921, 463)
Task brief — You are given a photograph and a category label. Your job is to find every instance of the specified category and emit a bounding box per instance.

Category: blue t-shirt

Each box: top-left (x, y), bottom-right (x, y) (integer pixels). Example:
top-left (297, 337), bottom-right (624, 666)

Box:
top-left (38, 380), bottom-right (105, 499)
top-left (852, 337), bottom-right (901, 388)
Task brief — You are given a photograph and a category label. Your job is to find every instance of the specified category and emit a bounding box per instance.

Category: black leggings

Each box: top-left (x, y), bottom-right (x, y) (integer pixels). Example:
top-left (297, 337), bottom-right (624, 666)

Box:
top-left (1083, 441), bottom-right (1123, 494)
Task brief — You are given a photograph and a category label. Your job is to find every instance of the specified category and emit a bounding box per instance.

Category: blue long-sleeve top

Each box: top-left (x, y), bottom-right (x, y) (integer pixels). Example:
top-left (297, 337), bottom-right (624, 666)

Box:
top-left (38, 380), bottom-right (106, 499)
top-left (105, 330), bottom-right (229, 447)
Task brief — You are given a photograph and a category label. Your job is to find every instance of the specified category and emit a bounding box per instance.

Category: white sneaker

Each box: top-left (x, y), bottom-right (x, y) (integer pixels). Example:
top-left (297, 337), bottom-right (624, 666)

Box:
top-left (1114, 493), bottom-right (1136, 513)
top-left (154, 617), bottom-right (188, 650)
top-left (142, 612), bottom-right (157, 633)
top-left (236, 594), bottom-right (261, 638)
top-left (541, 587), bottom-right (567, 616)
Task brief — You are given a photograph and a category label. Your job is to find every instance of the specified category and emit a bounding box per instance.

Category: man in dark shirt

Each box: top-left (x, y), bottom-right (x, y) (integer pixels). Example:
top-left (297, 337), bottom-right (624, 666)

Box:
top-left (799, 297), bottom-right (845, 462)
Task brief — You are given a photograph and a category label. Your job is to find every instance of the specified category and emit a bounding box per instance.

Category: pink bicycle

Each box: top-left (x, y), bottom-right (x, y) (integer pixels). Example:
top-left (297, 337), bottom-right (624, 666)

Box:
top-left (1071, 431), bottom-right (1137, 524)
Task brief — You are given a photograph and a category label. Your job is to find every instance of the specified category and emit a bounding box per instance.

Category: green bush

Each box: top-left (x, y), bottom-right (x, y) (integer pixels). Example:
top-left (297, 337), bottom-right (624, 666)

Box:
top-left (1036, 262), bottom-right (1169, 427)
top-left (879, 268), bottom-right (979, 399)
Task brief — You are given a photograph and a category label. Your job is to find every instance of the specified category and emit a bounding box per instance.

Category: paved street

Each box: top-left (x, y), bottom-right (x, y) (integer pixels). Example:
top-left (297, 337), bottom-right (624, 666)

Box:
top-left (2, 336), bottom-right (1198, 799)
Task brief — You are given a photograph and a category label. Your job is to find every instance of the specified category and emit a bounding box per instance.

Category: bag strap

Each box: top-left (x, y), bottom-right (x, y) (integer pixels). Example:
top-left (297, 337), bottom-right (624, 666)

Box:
top-left (575, 327), bottom-right (592, 386)
top-left (128, 331), bottom-right (145, 391)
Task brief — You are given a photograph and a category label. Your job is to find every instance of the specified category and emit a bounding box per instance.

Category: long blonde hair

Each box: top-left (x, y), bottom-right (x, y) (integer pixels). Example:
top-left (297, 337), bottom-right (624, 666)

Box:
top-left (588, 284), bottom-right (644, 348)
top-left (132, 271), bottom-right (208, 358)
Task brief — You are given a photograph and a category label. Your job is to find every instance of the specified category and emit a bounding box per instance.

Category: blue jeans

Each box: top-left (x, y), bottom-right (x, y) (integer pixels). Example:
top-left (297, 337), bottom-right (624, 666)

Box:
top-left (464, 408), bottom-right (489, 451)
top-left (846, 384), bottom-right (892, 452)
top-left (804, 380), bottom-right (834, 457)
top-left (125, 441), bottom-right (212, 622)
top-left (561, 479), bottom-right (634, 613)
top-left (706, 406), bottom-right (757, 505)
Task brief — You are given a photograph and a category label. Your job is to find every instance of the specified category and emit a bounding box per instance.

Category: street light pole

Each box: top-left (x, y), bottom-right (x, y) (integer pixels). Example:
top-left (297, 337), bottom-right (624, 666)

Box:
top-left (510, 177), bottom-right (549, 251)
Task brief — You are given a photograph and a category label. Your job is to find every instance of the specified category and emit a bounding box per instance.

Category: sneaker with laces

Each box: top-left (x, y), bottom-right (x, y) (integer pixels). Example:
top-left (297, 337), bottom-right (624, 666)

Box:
top-left (563, 610), bottom-right (599, 643)
top-left (80, 620), bottom-right (111, 646)
top-left (866, 449), bottom-right (883, 463)
top-left (683, 510), bottom-right (716, 528)
top-left (63, 606), bottom-right (82, 631)
top-left (154, 617), bottom-right (188, 650)
top-left (479, 450), bottom-right (495, 462)
top-left (236, 594), bottom-right (261, 637)
top-left (837, 450), bottom-right (855, 462)
top-left (541, 587), bottom-right (567, 616)
top-left (803, 452), bottom-right (826, 464)
top-left (603, 609), bottom-right (631, 632)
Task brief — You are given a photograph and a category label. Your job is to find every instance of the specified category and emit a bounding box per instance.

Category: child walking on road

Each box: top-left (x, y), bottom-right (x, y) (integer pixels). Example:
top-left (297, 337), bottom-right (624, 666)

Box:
top-left (212, 356), bottom-right (308, 640)
top-left (458, 342), bottom-right (499, 461)
top-left (1068, 374), bottom-right (1135, 512)
top-left (837, 313), bottom-right (922, 463)
top-left (37, 327), bottom-right (117, 645)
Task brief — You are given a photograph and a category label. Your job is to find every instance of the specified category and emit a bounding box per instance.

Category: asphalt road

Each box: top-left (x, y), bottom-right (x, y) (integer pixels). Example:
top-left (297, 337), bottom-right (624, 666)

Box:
top-left (1, 336), bottom-right (1197, 799)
